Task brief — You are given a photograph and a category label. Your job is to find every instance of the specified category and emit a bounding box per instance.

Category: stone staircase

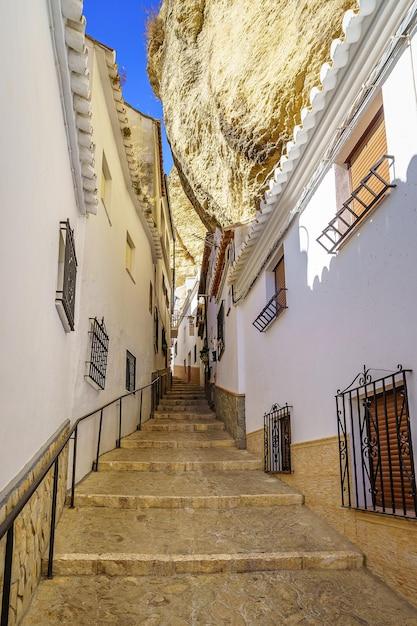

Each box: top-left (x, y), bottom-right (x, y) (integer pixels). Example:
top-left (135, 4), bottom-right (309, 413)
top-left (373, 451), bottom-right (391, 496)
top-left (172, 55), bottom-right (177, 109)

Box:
top-left (22, 379), bottom-right (417, 624)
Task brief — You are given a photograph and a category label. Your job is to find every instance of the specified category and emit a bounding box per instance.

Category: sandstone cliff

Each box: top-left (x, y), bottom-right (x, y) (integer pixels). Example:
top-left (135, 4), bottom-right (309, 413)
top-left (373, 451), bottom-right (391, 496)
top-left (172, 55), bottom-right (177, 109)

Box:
top-left (168, 167), bottom-right (206, 287)
top-left (148, 0), bottom-right (358, 228)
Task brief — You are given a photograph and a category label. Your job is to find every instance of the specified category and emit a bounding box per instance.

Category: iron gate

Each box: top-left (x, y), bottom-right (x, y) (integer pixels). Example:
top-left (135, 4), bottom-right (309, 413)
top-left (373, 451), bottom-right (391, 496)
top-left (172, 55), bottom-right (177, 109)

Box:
top-left (264, 403), bottom-right (292, 473)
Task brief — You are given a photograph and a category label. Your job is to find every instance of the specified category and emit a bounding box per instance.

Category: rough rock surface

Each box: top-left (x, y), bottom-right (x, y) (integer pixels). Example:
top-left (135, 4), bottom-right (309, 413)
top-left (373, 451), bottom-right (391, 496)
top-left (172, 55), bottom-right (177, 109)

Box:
top-left (148, 0), bottom-right (358, 227)
top-left (168, 168), bottom-right (206, 287)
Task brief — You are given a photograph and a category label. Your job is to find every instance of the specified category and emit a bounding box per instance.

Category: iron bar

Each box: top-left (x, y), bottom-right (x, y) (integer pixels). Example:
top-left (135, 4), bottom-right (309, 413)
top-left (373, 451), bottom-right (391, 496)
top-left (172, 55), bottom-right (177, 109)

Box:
top-left (117, 398), bottom-right (122, 448)
top-left (1, 525), bottom-right (14, 626)
top-left (47, 458), bottom-right (59, 579)
top-left (138, 389), bottom-right (143, 430)
top-left (93, 409), bottom-right (103, 472)
top-left (253, 288), bottom-right (288, 332)
top-left (70, 425), bottom-right (78, 508)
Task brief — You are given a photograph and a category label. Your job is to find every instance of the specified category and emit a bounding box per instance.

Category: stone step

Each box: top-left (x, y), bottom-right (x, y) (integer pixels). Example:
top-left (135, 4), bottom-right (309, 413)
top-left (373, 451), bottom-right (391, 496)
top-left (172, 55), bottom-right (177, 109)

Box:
top-left (121, 430), bottom-right (235, 449)
top-left (98, 447), bottom-right (262, 472)
top-left (159, 398), bottom-right (208, 406)
top-left (46, 506), bottom-right (363, 576)
top-left (164, 393), bottom-right (206, 399)
top-left (72, 470), bottom-right (304, 509)
top-left (154, 411), bottom-right (215, 420)
top-left (157, 405), bottom-right (212, 414)
top-left (23, 570), bottom-right (417, 625)
top-left (142, 419), bottom-right (225, 432)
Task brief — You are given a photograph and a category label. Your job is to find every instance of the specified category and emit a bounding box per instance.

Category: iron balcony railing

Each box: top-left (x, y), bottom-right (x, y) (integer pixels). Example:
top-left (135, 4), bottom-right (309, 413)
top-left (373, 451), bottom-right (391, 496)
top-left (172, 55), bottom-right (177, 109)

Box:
top-left (0, 371), bottom-right (172, 626)
top-left (317, 155), bottom-right (396, 254)
top-left (55, 220), bottom-right (77, 331)
top-left (264, 403), bottom-right (292, 473)
top-left (87, 317), bottom-right (109, 390)
top-left (253, 288), bottom-right (287, 333)
top-left (336, 365), bottom-right (417, 519)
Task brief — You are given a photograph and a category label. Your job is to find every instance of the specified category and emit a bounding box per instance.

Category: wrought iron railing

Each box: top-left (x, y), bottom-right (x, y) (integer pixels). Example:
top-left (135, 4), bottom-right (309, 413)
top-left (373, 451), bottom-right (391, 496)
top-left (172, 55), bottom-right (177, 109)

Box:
top-left (87, 317), bottom-right (109, 390)
top-left (0, 372), bottom-right (172, 626)
top-left (253, 288), bottom-right (287, 333)
top-left (55, 220), bottom-right (77, 331)
top-left (264, 403), bottom-right (292, 473)
top-left (336, 365), bottom-right (417, 519)
top-left (317, 155), bottom-right (396, 253)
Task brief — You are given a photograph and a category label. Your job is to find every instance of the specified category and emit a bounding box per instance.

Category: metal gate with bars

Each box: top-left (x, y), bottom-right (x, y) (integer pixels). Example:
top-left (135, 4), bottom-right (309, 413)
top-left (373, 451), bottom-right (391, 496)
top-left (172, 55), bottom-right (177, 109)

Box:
top-left (264, 403), bottom-right (292, 473)
top-left (336, 365), bottom-right (417, 518)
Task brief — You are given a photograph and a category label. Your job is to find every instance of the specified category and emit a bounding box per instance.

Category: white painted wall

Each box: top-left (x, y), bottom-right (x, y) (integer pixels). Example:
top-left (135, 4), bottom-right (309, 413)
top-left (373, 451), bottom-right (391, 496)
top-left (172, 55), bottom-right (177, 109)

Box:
top-left (0, 16), bottom-right (162, 491)
top-left (234, 38), bottom-right (417, 454)
top-left (173, 278), bottom-right (202, 382)
top-left (0, 0), bottom-right (86, 491)
top-left (71, 43), bottom-right (156, 481)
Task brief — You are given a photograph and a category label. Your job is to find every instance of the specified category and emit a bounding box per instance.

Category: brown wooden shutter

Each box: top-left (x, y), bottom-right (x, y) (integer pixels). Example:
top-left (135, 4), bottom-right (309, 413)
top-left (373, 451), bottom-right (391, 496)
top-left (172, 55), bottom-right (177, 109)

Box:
top-left (368, 387), bottom-right (415, 511)
top-left (274, 256), bottom-right (286, 308)
top-left (347, 108), bottom-right (389, 214)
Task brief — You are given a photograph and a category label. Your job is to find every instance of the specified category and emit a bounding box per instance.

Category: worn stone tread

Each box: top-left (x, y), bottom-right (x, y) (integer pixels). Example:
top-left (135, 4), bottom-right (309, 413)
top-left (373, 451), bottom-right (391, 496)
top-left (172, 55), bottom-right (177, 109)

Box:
top-left (22, 571), bottom-right (417, 625)
top-left (121, 429), bottom-right (235, 449)
top-left (51, 505), bottom-right (360, 559)
top-left (72, 469), bottom-right (303, 508)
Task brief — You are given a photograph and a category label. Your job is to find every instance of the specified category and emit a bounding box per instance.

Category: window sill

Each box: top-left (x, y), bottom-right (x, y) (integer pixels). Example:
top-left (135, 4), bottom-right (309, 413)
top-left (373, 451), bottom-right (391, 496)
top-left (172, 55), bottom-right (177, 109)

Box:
top-left (126, 267), bottom-right (136, 284)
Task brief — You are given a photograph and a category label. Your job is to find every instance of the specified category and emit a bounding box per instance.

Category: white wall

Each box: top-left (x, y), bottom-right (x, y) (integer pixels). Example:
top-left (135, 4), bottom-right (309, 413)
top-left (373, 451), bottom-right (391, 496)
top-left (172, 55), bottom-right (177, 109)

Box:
top-left (236, 38), bottom-right (417, 450)
top-left (71, 45), bottom-right (155, 481)
top-left (0, 0), bottom-right (86, 491)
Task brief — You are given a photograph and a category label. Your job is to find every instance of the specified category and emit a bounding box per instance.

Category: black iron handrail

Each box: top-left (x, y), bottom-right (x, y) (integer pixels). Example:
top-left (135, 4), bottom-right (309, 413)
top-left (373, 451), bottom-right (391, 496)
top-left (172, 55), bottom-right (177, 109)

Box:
top-left (0, 370), bottom-right (172, 626)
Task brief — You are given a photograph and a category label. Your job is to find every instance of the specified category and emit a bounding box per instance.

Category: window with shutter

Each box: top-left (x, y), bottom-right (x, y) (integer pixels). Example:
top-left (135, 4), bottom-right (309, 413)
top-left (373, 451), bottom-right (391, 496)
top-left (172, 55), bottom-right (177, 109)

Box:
top-left (274, 256), bottom-right (287, 310)
top-left (366, 386), bottom-right (415, 512)
top-left (347, 108), bottom-right (389, 216)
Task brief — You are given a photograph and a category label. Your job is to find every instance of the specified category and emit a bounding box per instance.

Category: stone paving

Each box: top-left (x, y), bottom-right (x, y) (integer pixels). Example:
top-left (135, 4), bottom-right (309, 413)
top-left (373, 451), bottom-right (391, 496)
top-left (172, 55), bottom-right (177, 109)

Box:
top-left (22, 379), bottom-right (417, 624)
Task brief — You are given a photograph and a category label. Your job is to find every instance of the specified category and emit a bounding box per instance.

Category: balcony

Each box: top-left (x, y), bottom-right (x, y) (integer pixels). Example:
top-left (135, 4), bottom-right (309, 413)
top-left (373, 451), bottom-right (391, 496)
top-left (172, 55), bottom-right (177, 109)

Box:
top-left (316, 155), bottom-right (396, 254)
top-left (252, 288), bottom-right (287, 333)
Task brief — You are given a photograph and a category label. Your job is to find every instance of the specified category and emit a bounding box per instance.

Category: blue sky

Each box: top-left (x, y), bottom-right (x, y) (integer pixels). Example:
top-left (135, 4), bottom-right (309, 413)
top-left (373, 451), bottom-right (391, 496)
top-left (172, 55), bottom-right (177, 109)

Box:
top-left (84, 0), bottom-right (173, 173)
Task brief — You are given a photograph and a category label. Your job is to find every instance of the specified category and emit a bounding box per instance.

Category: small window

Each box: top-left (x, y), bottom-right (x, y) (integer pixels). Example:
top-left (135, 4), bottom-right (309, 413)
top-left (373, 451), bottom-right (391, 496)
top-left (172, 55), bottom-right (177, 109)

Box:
top-left (55, 220), bottom-right (77, 332)
top-left (217, 301), bottom-right (225, 360)
top-left (86, 317), bottom-right (109, 390)
top-left (125, 232), bottom-right (135, 279)
top-left (174, 342), bottom-right (178, 357)
top-left (100, 152), bottom-right (112, 215)
top-left (194, 345), bottom-right (197, 363)
top-left (126, 350), bottom-right (136, 392)
top-left (149, 282), bottom-right (153, 314)
top-left (273, 255), bottom-right (287, 309)
top-left (346, 107), bottom-right (389, 217)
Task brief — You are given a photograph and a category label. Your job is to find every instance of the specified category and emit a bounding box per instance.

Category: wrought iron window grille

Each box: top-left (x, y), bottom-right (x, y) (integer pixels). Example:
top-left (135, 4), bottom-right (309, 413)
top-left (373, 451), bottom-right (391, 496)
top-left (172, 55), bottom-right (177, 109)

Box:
top-left (317, 155), bottom-right (396, 254)
top-left (55, 220), bottom-right (77, 331)
top-left (217, 301), bottom-right (225, 359)
top-left (86, 318), bottom-right (109, 390)
top-left (336, 364), bottom-right (417, 519)
top-left (161, 327), bottom-right (168, 356)
top-left (253, 288), bottom-right (287, 333)
top-left (264, 403), bottom-right (292, 473)
top-left (125, 350), bottom-right (136, 392)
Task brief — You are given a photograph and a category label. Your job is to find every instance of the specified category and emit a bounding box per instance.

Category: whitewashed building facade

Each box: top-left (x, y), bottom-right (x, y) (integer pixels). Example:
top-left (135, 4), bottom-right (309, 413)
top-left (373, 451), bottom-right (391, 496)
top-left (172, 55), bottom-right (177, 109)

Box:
top-left (201, 0), bottom-right (417, 605)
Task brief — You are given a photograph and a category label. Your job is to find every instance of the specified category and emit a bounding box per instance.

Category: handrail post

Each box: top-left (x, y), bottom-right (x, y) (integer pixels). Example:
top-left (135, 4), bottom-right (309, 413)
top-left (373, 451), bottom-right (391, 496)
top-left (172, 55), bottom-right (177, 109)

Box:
top-left (70, 425), bottom-right (78, 508)
top-left (93, 409), bottom-right (103, 471)
top-left (138, 389), bottom-right (143, 430)
top-left (117, 398), bottom-right (122, 448)
top-left (1, 524), bottom-right (14, 626)
top-left (47, 458), bottom-right (59, 579)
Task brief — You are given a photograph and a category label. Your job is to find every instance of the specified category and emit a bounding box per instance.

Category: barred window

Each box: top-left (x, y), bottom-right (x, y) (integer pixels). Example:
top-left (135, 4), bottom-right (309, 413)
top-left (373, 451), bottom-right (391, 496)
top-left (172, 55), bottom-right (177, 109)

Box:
top-left (154, 307), bottom-right (159, 353)
top-left (55, 220), bottom-right (77, 332)
top-left (126, 350), bottom-right (136, 392)
top-left (86, 318), bottom-right (109, 390)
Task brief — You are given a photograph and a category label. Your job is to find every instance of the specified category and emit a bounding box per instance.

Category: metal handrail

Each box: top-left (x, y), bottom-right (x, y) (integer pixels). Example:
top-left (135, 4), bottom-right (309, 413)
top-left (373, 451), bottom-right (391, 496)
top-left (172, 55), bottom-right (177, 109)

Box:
top-left (0, 371), bottom-right (172, 626)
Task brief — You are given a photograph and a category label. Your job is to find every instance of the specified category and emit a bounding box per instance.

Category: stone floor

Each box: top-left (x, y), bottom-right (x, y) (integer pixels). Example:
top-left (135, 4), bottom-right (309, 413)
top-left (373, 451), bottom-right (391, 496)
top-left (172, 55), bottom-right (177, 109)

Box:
top-left (22, 378), bottom-right (417, 624)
